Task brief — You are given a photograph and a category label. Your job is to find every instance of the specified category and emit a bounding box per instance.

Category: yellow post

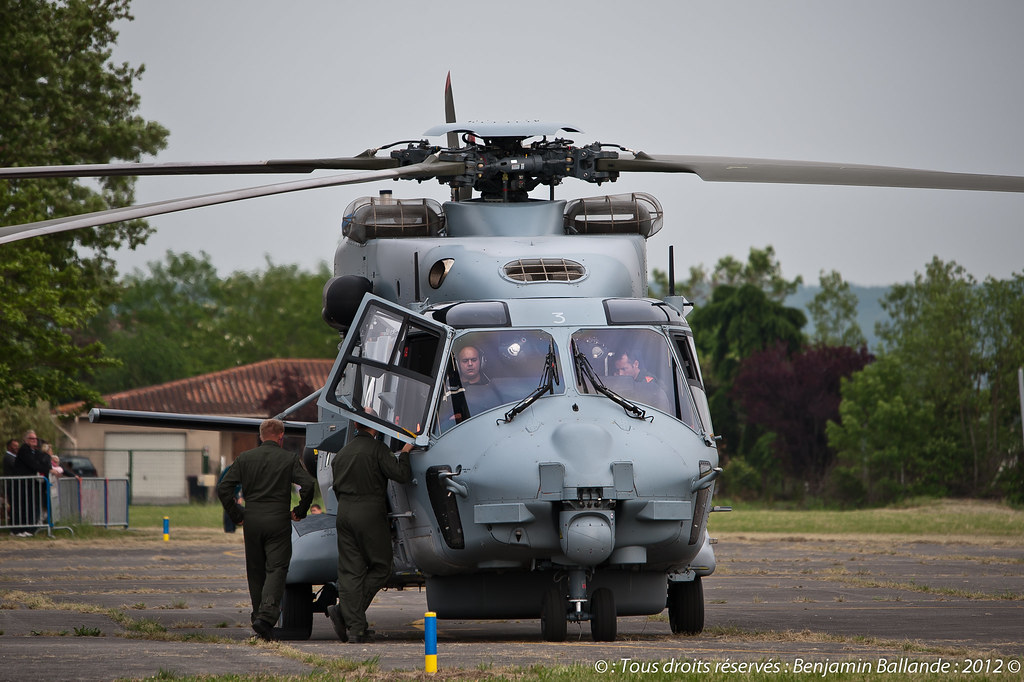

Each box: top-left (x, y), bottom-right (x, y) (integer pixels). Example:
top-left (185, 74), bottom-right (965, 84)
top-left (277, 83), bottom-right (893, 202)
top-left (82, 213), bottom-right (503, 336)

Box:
top-left (162, 516), bottom-right (170, 541)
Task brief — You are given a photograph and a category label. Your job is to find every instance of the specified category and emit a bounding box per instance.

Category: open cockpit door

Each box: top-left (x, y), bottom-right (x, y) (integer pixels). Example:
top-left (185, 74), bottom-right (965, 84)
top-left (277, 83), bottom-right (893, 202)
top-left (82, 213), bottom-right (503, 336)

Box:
top-left (318, 294), bottom-right (455, 446)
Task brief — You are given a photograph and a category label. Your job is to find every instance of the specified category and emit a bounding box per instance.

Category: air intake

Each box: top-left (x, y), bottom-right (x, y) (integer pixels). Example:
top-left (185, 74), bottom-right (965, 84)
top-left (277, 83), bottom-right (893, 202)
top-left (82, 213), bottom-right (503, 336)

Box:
top-left (504, 258), bottom-right (586, 283)
top-left (563, 192), bottom-right (663, 238)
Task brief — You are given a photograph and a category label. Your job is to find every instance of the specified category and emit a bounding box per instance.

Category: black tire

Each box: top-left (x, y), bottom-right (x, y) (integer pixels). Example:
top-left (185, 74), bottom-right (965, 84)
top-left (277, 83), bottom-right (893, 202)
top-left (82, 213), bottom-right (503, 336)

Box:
top-left (540, 584), bottom-right (568, 642)
top-left (668, 577), bottom-right (704, 635)
top-left (278, 582), bottom-right (313, 640)
top-left (589, 587), bottom-right (616, 642)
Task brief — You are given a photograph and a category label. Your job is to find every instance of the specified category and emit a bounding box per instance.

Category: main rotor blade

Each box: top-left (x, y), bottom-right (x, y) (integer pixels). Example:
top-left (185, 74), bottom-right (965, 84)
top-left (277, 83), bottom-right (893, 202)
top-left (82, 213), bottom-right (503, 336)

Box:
top-left (444, 71), bottom-right (472, 202)
top-left (598, 154), bottom-right (1024, 193)
top-left (0, 157), bottom-right (464, 245)
top-left (0, 156), bottom-right (397, 179)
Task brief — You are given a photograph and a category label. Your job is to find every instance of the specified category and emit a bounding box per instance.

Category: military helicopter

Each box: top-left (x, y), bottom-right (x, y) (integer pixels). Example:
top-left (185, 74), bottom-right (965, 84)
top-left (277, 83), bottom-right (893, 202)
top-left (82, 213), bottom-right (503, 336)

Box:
top-left (3, 77), bottom-right (1023, 642)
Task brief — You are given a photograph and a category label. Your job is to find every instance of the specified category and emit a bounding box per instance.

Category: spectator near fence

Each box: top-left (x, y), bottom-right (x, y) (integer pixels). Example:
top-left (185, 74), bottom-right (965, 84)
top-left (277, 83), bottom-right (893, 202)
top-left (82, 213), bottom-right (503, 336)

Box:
top-left (10, 431), bottom-right (50, 536)
top-left (3, 439), bottom-right (17, 475)
top-left (2, 439), bottom-right (19, 527)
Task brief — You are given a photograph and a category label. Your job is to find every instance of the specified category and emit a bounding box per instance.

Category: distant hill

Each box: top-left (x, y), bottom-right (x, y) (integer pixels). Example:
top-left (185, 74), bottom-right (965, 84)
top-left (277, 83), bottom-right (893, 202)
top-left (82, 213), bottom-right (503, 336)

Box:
top-left (785, 283), bottom-right (891, 351)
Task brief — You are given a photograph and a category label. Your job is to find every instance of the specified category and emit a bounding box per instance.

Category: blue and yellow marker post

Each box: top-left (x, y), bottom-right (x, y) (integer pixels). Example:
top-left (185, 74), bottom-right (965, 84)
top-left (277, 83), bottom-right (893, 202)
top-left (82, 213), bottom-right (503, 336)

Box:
top-left (163, 516), bottom-right (170, 542)
top-left (424, 611), bottom-right (437, 673)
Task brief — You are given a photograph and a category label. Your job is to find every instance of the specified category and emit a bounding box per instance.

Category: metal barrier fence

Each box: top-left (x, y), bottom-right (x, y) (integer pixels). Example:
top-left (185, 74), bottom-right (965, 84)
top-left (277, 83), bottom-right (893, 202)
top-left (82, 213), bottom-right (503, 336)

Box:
top-left (1, 476), bottom-right (130, 537)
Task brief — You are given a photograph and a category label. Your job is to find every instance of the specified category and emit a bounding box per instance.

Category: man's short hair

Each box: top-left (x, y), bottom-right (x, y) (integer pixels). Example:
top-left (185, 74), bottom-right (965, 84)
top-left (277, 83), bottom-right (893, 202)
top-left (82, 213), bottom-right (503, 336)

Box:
top-left (259, 419), bottom-right (285, 441)
top-left (6, 439), bottom-right (17, 450)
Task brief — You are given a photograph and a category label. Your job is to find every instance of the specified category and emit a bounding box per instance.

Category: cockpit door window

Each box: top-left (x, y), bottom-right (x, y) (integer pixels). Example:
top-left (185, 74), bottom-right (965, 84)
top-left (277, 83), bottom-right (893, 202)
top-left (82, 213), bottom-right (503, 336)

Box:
top-left (319, 294), bottom-right (454, 446)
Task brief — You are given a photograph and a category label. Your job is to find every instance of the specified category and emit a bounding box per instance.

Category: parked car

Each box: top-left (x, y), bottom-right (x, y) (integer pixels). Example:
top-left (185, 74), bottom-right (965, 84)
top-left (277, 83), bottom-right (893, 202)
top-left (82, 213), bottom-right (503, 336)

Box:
top-left (61, 456), bottom-right (98, 477)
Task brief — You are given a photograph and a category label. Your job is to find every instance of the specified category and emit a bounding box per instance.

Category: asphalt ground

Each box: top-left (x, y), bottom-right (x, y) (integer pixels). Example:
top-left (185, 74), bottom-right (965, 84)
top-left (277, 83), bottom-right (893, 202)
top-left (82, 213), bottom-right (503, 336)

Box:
top-left (1, 529), bottom-right (1022, 680)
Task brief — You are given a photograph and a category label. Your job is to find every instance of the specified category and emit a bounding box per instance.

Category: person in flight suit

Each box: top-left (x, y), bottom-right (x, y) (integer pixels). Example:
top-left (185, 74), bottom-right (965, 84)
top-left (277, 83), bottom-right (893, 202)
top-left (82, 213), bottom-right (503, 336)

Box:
top-left (327, 410), bottom-right (413, 642)
top-left (217, 418), bottom-right (316, 641)
top-left (613, 350), bottom-right (658, 385)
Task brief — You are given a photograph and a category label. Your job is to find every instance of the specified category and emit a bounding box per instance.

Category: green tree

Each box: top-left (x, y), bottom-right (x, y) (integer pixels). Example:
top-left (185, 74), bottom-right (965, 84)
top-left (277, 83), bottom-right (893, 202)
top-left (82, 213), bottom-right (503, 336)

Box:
top-left (688, 283), bottom-right (806, 460)
top-left (807, 270), bottom-right (866, 347)
top-left (0, 0), bottom-right (168, 407)
top-left (651, 245), bottom-right (802, 305)
top-left (0, 401), bottom-right (64, 451)
top-left (876, 258), bottom-right (983, 494)
top-left (89, 253), bottom-right (338, 394)
top-left (831, 258), bottom-right (1024, 500)
top-left (216, 259), bottom-right (338, 366)
top-left (826, 354), bottom-right (954, 504)
top-left (87, 252), bottom-right (229, 392)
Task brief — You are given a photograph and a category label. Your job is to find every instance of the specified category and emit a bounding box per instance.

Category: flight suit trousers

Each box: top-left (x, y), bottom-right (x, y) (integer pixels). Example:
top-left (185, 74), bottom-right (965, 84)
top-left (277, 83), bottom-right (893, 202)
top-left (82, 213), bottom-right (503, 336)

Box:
top-left (335, 497), bottom-right (393, 637)
top-left (241, 511), bottom-right (293, 626)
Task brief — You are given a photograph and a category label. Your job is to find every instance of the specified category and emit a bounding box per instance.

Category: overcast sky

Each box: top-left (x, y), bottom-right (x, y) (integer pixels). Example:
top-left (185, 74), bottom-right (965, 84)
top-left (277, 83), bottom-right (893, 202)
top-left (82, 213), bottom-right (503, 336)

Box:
top-left (107, 0), bottom-right (1024, 287)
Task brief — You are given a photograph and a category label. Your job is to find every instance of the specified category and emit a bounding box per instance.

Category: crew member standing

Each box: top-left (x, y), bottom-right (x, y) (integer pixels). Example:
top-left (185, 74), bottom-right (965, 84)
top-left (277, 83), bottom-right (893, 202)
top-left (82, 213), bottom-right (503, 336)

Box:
top-left (327, 413), bottom-right (412, 642)
top-left (217, 419), bottom-right (316, 641)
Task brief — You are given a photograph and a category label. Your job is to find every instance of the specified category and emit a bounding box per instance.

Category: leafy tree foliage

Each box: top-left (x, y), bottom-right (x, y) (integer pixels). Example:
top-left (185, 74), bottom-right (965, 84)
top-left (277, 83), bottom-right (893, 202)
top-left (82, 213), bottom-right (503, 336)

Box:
top-left (88, 252), bottom-right (338, 394)
top-left (650, 245), bottom-right (802, 305)
top-left (807, 270), bottom-right (866, 347)
top-left (826, 355), bottom-right (953, 505)
top-left (688, 283), bottom-right (806, 458)
top-left (829, 257), bottom-right (1024, 500)
top-left (0, 401), bottom-right (64, 451)
top-left (732, 342), bottom-right (873, 494)
top-left (215, 259), bottom-right (339, 366)
top-left (0, 0), bottom-right (168, 407)
top-left (85, 252), bottom-right (227, 391)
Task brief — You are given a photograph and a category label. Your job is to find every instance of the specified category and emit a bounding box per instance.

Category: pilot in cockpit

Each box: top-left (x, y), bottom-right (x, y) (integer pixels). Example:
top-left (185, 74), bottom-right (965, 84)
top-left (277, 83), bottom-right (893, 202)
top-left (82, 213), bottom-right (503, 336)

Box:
top-left (456, 345), bottom-right (489, 385)
top-left (613, 348), bottom-right (659, 387)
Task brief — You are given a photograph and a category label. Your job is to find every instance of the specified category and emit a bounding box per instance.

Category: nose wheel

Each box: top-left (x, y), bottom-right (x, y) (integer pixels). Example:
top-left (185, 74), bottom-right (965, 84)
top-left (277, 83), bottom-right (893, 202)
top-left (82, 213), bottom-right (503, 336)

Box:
top-left (668, 577), bottom-right (704, 634)
top-left (540, 584), bottom-right (568, 641)
top-left (539, 580), bottom-right (618, 642)
top-left (588, 587), bottom-right (616, 641)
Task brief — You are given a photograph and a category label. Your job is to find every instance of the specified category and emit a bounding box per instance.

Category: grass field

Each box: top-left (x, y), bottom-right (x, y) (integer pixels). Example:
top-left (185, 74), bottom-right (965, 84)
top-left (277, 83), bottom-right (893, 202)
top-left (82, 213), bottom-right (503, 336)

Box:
top-left (122, 497), bottom-right (1024, 539)
top-left (707, 498), bottom-right (1024, 538)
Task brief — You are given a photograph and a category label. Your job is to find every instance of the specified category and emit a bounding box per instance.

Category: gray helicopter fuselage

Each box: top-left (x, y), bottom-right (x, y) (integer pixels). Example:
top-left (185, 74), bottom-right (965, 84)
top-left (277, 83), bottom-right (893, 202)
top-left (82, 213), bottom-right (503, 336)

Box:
top-left (292, 197), bottom-right (721, 621)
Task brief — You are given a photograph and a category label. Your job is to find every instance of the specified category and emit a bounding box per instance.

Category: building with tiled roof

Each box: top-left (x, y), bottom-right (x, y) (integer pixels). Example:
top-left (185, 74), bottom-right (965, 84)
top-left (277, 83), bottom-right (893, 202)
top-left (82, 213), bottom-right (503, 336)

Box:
top-left (58, 359), bottom-right (333, 503)
top-left (95, 358), bottom-right (333, 416)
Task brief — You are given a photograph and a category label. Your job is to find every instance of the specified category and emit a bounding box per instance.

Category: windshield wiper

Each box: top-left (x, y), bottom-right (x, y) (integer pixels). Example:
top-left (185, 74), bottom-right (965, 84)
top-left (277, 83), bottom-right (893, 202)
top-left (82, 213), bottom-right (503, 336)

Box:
top-left (571, 339), bottom-right (648, 421)
top-left (500, 341), bottom-right (559, 424)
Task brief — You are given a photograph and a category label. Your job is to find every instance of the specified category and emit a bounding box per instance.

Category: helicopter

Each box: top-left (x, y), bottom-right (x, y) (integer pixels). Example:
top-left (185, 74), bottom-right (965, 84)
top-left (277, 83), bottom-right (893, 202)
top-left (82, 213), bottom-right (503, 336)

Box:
top-left (3, 78), bottom-right (1023, 642)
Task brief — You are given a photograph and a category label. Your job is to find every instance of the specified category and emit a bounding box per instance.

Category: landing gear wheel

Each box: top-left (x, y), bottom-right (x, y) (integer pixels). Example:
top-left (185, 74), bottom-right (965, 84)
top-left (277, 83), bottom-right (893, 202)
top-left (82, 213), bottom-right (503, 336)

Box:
top-left (588, 587), bottom-right (617, 641)
top-left (278, 583), bottom-right (313, 640)
top-left (540, 584), bottom-right (568, 642)
top-left (668, 577), bottom-right (704, 635)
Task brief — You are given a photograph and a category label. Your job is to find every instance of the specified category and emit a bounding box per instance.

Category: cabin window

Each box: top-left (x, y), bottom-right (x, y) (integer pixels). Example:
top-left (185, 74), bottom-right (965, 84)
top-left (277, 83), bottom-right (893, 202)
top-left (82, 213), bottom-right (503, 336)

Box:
top-left (572, 328), bottom-right (701, 430)
top-left (434, 329), bottom-right (563, 433)
top-left (671, 333), bottom-right (712, 433)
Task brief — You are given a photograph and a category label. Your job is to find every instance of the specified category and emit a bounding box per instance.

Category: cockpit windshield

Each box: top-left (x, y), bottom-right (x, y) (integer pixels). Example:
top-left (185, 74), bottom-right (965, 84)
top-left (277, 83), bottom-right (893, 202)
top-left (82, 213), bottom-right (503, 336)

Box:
top-left (435, 330), bottom-right (564, 433)
top-left (572, 328), bottom-right (701, 430)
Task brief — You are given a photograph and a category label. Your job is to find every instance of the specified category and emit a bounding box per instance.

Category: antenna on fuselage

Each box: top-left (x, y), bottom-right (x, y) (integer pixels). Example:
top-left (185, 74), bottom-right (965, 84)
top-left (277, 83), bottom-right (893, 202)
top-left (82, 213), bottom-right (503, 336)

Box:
top-left (668, 245), bottom-right (676, 297)
top-left (414, 252), bottom-right (422, 302)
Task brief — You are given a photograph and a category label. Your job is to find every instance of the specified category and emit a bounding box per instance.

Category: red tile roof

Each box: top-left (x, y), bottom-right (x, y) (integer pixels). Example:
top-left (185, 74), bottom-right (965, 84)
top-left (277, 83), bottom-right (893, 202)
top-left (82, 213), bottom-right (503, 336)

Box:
top-left (71, 358), bottom-right (334, 417)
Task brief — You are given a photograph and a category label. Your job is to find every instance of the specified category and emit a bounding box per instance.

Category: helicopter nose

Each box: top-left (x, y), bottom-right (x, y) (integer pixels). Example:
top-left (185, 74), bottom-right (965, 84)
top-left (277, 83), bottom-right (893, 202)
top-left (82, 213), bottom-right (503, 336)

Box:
top-left (550, 422), bottom-right (617, 565)
top-left (551, 422), bottom-right (611, 462)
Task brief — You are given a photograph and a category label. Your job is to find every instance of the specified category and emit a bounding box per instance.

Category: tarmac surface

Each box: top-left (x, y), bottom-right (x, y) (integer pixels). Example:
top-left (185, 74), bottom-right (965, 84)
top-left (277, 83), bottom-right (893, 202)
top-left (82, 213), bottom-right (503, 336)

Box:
top-left (1, 528), bottom-right (1022, 680)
